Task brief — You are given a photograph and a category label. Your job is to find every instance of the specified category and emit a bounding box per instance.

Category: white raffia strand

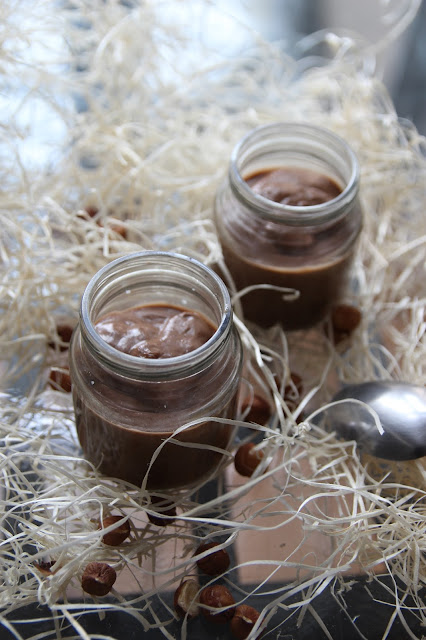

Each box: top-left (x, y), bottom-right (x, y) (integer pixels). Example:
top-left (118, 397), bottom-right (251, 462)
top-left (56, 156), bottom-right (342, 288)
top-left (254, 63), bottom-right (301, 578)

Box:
top-left (0, 1), bottom-right (425, 638)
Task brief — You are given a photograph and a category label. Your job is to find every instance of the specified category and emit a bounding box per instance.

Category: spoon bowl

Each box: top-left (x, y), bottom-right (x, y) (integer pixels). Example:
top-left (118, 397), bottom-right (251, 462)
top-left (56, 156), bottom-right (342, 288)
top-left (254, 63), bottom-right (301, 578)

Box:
top-left (326, 381), bottom-right (426, 461)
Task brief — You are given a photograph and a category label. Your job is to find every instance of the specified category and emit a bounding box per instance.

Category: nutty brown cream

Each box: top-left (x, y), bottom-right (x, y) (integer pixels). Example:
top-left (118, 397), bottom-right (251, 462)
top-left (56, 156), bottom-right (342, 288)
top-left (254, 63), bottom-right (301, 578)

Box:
top-left (95, 304), bottom-right (216, 359)
top-left (247, 167), bottom-right (341, 206)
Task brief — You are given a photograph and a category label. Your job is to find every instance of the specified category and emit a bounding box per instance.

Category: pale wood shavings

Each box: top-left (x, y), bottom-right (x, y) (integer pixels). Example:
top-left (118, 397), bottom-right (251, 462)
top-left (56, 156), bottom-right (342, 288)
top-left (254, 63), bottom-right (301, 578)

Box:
top-left (0, 0), bottom-right (425, 638)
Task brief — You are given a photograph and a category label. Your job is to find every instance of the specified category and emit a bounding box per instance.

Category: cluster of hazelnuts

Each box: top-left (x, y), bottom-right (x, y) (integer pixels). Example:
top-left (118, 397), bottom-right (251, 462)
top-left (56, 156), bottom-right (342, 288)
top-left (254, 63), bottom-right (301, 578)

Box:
top-left (74, 467), bottom-right (267, 637)
top-left (71, 515), bottom-right (263, 638)
top-left (174, 542), bottom-right (264, 639)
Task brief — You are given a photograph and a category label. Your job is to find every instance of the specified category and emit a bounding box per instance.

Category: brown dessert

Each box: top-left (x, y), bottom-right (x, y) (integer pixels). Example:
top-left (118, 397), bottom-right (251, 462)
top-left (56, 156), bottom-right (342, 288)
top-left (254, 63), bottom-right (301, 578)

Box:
top-left (72, 304), bottom-right (237, 489)
top-left (247, 167), bottom-right (341, 206)
top-left (94, 304), bottom-right (215, 358)
top-left (218, 167), bottom-right (360, 329)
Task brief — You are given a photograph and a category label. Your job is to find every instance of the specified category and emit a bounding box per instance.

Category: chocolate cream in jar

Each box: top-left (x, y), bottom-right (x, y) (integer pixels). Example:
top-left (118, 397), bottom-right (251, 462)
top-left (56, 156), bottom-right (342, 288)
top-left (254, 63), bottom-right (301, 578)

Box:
top-left (215, 123), bottom-right (363, 330)
top-left (69, 252), bottom-right (242, 490)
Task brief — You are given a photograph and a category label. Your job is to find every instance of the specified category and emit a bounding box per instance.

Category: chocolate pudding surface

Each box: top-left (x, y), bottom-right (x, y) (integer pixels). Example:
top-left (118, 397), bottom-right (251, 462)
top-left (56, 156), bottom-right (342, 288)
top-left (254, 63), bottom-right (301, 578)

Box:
top-left (246, 167), bottom-right (341, 206)
top-left (95, 304), bottom-right (216, 358)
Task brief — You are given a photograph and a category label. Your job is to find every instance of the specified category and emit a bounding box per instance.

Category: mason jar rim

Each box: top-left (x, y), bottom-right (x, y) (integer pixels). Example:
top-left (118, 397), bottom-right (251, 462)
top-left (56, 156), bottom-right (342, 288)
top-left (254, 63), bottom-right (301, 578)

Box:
top-left (79, 251), bottom-right (233, 380)
top-left (229, 122), bottom-right (360, 226)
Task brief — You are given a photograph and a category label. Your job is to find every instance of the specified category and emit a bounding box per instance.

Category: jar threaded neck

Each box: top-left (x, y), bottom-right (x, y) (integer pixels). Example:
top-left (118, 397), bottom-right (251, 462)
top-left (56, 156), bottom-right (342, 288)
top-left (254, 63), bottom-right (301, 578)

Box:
top-left (229, 122), bottom-right (360, 225)
top-left (79, 251), bottom-right (233, 381)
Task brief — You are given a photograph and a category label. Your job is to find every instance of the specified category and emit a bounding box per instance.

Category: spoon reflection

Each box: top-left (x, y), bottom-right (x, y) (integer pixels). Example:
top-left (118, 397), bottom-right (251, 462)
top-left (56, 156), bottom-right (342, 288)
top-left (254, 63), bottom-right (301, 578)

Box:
top-left (327, 381), bottom-right (426, 461)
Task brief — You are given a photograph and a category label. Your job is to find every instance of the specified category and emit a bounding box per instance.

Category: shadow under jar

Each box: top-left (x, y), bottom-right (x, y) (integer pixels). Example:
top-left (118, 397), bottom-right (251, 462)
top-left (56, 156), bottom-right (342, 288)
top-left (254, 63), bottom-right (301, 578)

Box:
top-left (215, 123), bottom-right (363, 330)
top-left (69, 252), bottom-right (242, 490)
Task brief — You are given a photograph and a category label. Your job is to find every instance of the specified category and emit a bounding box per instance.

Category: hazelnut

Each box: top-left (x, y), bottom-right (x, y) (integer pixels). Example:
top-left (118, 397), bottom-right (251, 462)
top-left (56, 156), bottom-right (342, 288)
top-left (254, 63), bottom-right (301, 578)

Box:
top-left (57, 323), bottom-right (73, 345)
top-left (81, 562), bottom-right (116, 597)
top-left (98, 219), bottom-right (128, 239)
top-left (147, 496), bottom-right (177, 526)
top-left (108, 222), bottom-right (128, 239)
top-left (48, 367), bottom-right (72, 392)
top-left (332, 304), bottom-right (362, 333)
top-left (328, 304), bottom-right (362, 343)
top-left (100, 515), bottom-right (131, 546)
top-left (77, 206), bottom-right (98, 222)
top-left (234, 442), bottom-right (264, 477)
top-left (230, 604), bottom-right (262, 639)
top-left (84, 206), bottom-right (99, 218)
top-left (34, 560), bottom-right (56, 575)
top-left (48, 324), bottom-right (74, 351)
top-left (195, 542), bottom-right (230, 576)
top-left (174, 579), bottom-right (200, 619)
top-left (241, 394), bottom-right (271, 425)
top-left (199, 584), bottom-right (235, 623)
top-left (81, 204), bottom-right (127, 239)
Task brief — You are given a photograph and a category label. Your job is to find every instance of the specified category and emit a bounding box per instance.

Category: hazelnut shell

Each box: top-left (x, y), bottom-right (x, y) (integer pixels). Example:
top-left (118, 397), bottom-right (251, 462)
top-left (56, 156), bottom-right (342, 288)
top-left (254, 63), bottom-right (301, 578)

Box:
top-left (100, 515), bottom-right (131, 546)
top-left (234, 442), bottom-right (264, 477)
top-left (230, 604), bottom-right (261, 639)
top-left (147, 497), bottom-right (177, 526)
top-left (199, 584), bottom-right (235, 623)
top-left (195, 542), bottom-right (230, 576)
top-left (331, 304), bottom-right (362, 333)
top-left (241, 394), bottom-right (271, 425)
top-left (81, 561), bottom-right (116, 597)
top-left (48, 367), bottom-right (72, 393)
top-left (174, 579), bottom-right (200, 618)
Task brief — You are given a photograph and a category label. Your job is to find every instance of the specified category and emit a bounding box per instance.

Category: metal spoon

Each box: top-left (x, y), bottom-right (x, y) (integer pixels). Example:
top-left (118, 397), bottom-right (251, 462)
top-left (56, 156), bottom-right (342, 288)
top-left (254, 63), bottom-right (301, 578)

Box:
top-left (326, 381), bottom-right (426, 461)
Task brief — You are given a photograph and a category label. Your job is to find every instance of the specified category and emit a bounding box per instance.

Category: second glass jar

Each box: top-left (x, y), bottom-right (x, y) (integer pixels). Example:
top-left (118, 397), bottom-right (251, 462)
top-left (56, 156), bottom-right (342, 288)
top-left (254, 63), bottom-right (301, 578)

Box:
top-left (215, 123), bottom-right (363, 330)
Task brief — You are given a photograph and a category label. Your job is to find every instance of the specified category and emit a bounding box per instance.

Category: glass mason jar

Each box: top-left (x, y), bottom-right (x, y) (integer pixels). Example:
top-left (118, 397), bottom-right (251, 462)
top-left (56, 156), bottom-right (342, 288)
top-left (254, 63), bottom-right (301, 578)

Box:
top-left (69, 251), bottom-right (243, 491)
top-left (215, 123), bottom-right (363, 330)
